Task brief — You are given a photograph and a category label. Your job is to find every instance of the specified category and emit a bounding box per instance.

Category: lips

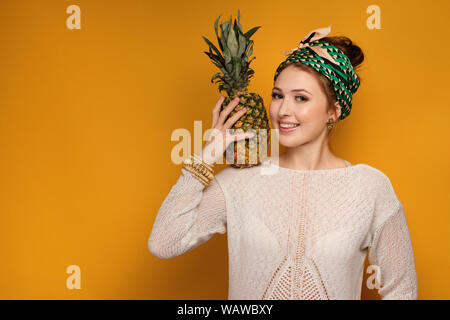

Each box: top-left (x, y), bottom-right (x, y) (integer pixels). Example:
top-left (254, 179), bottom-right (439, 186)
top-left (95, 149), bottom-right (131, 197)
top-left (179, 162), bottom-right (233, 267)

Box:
top-left (279, 121), bottom-right (300, 133)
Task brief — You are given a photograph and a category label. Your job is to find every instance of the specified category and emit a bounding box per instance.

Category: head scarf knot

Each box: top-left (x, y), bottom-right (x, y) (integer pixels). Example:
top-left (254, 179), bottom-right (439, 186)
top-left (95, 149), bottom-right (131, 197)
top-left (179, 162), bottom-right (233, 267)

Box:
top-left (274, 25), bottom-right (360, 120)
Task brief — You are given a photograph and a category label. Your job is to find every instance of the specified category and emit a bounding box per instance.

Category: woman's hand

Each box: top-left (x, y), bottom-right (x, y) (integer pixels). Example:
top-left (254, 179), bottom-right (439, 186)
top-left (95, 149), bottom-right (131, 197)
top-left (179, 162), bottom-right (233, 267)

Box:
top-left (201, 96), bottom-right (254, 165)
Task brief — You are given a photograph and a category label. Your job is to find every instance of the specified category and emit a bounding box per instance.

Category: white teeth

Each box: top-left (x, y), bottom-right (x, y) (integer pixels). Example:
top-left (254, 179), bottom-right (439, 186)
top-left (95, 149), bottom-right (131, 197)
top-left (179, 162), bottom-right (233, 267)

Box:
top-left (280, 123), bottom-right (300, 128)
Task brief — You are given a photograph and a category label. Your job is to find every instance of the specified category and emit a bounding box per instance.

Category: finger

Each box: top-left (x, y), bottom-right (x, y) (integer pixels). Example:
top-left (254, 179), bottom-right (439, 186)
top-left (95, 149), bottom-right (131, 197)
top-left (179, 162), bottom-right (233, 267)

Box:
top-left (224, 107), bottom-right (248, 129)
top-left (218, 97), bottom-right (240, 125)
top-left (212, 96), bottom-right (225, 127)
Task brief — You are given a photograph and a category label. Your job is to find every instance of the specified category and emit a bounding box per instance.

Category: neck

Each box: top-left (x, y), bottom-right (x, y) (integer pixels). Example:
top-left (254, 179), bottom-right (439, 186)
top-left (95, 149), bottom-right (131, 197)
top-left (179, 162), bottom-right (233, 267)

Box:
top-left (278, 132), bottom-right (343, 171)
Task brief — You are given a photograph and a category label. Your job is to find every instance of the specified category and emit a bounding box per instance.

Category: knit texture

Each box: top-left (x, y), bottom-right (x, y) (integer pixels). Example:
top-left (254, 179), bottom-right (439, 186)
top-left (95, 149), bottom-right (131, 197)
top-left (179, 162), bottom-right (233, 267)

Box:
top-left (148, 158), bottom-right (418, 300)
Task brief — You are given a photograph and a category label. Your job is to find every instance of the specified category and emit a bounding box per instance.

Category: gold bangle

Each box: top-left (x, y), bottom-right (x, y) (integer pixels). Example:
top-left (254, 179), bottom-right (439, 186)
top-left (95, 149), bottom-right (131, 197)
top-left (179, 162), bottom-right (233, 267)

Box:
top-left (183, 154), bottom-right (215, 186)
top-left (192, 153), bottom-right (214, 172)
top-left (190, 153), bottom-right (214, 174)
top-left (184, 165), bottom-right (209, 185)
top-left (185, 165), bottom-right (210, 186)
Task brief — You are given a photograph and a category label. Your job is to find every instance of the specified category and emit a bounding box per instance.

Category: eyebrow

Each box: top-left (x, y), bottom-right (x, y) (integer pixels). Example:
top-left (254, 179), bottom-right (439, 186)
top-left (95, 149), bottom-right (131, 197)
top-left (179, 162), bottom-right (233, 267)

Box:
top-left (272, 87), bottom-right (312, 95)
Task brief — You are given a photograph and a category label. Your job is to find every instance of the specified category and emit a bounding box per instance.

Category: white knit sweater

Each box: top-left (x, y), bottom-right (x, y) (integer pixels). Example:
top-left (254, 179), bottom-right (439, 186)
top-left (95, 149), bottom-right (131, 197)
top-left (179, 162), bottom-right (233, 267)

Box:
top-left (148, 158), bottom-right (418, 300)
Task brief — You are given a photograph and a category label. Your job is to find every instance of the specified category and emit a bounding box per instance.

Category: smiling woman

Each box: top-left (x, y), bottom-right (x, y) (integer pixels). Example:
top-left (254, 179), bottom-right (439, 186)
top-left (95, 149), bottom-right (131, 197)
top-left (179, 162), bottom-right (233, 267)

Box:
top-left (148, 24), bottom-right (418, 300)
top-left (267, 25), bottom-right (366, 170)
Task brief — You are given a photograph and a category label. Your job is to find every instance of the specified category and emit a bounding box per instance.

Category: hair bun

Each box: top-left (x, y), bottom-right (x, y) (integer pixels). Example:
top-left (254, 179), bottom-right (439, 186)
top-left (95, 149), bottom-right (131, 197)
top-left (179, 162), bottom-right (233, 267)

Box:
top-left (323, 36), bottom-right (364, 69)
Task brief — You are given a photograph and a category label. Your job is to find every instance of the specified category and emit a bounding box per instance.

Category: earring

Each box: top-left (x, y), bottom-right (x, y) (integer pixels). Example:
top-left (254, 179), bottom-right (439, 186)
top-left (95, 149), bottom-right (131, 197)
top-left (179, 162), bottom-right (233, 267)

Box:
top-left (327, 118), bottom-right (334, 129)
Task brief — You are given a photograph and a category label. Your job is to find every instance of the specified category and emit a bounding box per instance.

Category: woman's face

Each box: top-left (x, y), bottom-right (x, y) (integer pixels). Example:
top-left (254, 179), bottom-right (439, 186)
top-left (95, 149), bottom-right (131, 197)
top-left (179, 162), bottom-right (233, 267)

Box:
top-left (269, 65), bottom-right (338, 148)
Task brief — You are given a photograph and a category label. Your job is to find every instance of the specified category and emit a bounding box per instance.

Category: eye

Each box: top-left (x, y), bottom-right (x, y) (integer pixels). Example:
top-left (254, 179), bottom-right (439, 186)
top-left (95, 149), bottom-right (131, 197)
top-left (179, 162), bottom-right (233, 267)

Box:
top-left (271, 92), bottom-right (308, 102)
top-left (271, 93), bottom-right (282, 99)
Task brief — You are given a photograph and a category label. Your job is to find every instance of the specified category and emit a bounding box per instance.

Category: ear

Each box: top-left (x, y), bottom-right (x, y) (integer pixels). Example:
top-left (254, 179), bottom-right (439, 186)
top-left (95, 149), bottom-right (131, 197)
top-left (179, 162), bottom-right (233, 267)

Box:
top-left (329, 101), bottom-right (341, 121)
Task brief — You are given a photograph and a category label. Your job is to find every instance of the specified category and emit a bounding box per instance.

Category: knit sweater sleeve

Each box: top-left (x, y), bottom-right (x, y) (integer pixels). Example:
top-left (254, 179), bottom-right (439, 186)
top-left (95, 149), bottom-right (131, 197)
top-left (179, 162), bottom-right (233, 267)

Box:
top-left (147, 168), bottom-right (227, 259)
top-left (367, 177), bottom-right (418, 300)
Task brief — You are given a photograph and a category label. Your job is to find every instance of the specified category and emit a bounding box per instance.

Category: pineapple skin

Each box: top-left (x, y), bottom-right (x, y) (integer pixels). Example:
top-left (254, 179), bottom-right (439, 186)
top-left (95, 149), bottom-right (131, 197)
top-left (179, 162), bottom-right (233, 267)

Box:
top-left (221, 92), bottom-right (270, 168)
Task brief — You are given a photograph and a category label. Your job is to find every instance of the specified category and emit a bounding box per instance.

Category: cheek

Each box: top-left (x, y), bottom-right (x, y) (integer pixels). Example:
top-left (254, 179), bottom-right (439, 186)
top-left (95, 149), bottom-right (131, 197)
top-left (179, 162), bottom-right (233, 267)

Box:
top-left (295, 102), bottom-right (326, 123)
top-left (268, 102), bottom-right (280, 124)
top-left (268, 101), bottom-right (277, 118)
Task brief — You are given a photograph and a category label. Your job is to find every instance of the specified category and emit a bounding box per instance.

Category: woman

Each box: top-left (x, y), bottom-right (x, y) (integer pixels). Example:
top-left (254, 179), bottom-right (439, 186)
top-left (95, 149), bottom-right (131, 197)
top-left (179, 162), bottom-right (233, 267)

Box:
top-left (148, 26), bottom-right (418, 300)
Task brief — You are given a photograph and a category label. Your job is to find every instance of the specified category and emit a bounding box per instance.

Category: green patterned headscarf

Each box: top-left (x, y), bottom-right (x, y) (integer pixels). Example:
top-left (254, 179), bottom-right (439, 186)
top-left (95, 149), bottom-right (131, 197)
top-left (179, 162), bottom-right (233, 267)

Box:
top-left (274, 25), bottom-right (360, 120)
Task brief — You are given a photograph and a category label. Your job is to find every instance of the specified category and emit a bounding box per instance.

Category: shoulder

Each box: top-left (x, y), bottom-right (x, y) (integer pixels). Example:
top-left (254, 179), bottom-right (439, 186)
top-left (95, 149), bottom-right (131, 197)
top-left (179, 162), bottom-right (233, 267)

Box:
top-left (214, 164), bottom-right (263, 189)
top-left (356, 163), bottom-right (389, 180)
top-left (352, 163), bottom-right (402, 214)
top-left (361, 164), bottom-right (402, 214)
top-left (356, 163), bottom-right (398, 194)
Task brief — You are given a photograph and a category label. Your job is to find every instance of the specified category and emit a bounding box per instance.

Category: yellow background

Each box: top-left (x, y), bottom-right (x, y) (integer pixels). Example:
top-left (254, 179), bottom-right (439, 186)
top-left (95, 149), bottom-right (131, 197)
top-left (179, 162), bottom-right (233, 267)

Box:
top-left (0, 0), bottom-right (449, 299)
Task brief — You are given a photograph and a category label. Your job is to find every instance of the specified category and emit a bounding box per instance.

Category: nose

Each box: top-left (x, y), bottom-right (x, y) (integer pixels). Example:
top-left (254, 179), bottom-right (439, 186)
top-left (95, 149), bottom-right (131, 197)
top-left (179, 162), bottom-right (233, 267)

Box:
top-left (277, 97), bottom-right (293, 118)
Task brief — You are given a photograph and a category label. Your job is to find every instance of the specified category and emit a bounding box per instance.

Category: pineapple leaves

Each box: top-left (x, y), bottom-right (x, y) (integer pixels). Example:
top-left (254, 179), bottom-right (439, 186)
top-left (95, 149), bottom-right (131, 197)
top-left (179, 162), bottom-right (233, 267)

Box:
top-left (210, 72), bottom-right (223, 84)
top-left (203, 51), bottom-right (225, 69)
top-left (233, 19), bottom-right (241, 39)
top-left (247, 69), bottom-right (255, 80)
top-left (238, 33), bottom-right (246, 57)
top-left (244, 26), bottom-right (261, 40)
top-left (227, 25), bottom-right (239, 57)
top-left (220, 21), bottom-right (231, 45)
top-left (202, 36), bottom-right (224, 61)
top-left (223, 47), bottom-right (232, 65)
top-left (214, 15), bottom-right (223, 51)
top-left (233, 58), bottom-right (241, 80)
top-left (205, 11), bottom-right (261, 94)
top-left (246, 42), bottom-right (254, 59)
top-left (236, 10), bottom-right (244, 35)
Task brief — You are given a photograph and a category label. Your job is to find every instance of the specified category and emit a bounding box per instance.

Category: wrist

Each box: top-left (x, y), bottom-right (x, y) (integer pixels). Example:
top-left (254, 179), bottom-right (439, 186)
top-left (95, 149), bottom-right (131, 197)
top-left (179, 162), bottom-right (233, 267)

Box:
top-left (183, 153), bottom-right (215, 186)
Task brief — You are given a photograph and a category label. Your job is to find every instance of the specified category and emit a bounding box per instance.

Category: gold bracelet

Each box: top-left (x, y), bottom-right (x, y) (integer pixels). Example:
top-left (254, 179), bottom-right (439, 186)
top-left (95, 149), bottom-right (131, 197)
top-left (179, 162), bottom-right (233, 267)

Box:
top-left (184, 166), bottom-right (210, 185)
top-left (192, 153), bottom-right (214, 172)
top-left (183, 160), bottom-right (213, 186)
top-left (183, 154), bottom-right (215, 186)
top-left (190, 153), bottom-right (215, 173)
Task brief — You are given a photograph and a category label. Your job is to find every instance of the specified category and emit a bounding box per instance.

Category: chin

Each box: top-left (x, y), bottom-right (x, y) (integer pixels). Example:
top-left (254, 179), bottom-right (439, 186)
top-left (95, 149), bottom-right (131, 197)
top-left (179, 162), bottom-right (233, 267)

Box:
top-left (278, 134), bottom-right (308, 148)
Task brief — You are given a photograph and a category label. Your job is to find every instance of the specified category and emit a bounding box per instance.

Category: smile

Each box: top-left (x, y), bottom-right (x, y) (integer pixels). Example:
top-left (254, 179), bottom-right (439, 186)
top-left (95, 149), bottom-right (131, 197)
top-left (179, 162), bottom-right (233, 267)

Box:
top-left (279, 122), bottom-right (300, 133)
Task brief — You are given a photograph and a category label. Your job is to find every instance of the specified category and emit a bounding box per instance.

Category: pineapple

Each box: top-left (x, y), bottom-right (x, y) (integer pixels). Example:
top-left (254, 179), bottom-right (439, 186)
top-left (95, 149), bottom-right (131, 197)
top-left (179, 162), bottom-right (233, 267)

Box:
top-left (202, 10), bottom-right (270, 168)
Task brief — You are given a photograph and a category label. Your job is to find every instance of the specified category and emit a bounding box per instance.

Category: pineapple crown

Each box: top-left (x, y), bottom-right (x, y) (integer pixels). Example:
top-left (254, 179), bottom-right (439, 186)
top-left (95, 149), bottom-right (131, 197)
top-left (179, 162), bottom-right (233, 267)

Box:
top-left (202, 10), bottom-right (261, 97)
